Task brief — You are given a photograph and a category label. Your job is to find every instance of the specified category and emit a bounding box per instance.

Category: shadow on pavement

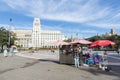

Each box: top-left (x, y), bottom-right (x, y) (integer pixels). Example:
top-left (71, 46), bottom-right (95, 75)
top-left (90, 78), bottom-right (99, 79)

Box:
top-left (0, 68), bottom-right (15, 74)
top-left (20, 61), bottom-right (40, 68)
top-left (19, 59), bottom-right (60, 69)
top-left (79, 66), bottom-right (120, 78)
top-left (38, 59), bottom-right (60, 64)
top-left (38, 58), bottom-right (120, 79)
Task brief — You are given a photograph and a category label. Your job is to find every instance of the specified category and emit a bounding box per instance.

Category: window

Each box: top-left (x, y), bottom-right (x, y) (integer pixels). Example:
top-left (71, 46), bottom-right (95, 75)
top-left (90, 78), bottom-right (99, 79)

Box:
top-left (24, 34), bottom-right (31, 37)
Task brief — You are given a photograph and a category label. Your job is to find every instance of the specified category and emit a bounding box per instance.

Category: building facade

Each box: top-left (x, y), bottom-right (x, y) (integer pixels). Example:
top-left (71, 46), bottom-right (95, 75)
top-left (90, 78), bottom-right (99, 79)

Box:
top-left (105, 28), bottom-right (117, 36)
top-left (12, 18), bottom-right (65, 48)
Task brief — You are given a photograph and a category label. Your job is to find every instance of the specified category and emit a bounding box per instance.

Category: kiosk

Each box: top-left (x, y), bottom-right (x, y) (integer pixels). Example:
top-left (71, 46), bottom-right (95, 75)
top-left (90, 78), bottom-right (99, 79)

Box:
top-left (59, 45), bottom-right (74, 64)
top-left (59, 39), bottom-right (92, 65)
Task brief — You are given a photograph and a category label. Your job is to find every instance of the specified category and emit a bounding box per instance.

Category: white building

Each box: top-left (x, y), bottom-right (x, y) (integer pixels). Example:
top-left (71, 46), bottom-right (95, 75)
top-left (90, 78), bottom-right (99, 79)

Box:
top-left (105, 28), bottom-right (117, 37)
top-left (32, 18), bottom-right (41, 48)
top-left (12, 18), bottom-right (65, 48)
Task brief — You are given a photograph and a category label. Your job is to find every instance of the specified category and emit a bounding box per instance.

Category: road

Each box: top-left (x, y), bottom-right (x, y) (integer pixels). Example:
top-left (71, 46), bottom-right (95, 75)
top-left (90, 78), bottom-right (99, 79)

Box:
top-left (107, 54), bottom-right (120, 75)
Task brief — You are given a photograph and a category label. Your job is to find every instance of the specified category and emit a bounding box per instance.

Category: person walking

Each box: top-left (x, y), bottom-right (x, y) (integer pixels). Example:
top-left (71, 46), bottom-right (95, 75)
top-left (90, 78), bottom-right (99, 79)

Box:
top-left (73, 47), bottom-right (81, 68)
top-left (9, 46), bottom-right (13, 56)
top-left (0, 47), bottom-right (2, 53)
top-left (116, 48), bottom-right (120, 56)
top-left (3, 48), bottom-right (8, 57)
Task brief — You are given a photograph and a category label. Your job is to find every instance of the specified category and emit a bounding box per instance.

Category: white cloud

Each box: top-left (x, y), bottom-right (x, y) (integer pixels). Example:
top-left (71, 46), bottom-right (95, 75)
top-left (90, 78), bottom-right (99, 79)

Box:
top-left (111, 13), bottom-right (120, 19)
top-left (42, 24), bottom-right (63, 30)
top-left (0, 24), bottom-right (9, 29)
top-left (81, 30), bottom-right (97, 34)
top-left (1, 0), bottom-right (120, 29)
top-left (0, 23), bottom-right (33, 30)
top-left (87, 22), bottom-right (120, 29)
top-left (2, 0), bottom-right (28, 10)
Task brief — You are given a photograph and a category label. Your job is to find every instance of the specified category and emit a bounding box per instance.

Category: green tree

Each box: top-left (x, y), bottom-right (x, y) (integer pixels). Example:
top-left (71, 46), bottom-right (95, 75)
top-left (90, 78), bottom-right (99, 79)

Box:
top-left (88, 36), bottom-right (102, 42)
top-left (0, 27), bottom-right (17, 50)
top-left (0, 27), bottom-right (8, 47)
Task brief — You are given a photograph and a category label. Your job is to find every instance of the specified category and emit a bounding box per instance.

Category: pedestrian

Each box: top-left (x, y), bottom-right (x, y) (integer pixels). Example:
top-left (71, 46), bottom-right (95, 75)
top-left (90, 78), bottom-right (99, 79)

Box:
top-left (118, 49), bottom-right (120, 56)
top-left (51, 48), bottom-right (55, 53)
top-left (73, 47), bottom-right (81, 68)
top-left (9, 46), bottom-right (13, 56)
top-left (116, 48), bottom-right (120, 56)
top-left (0, 47), bottom-right (2, 53)
top-left (3, 48), bottom-right (8, 57)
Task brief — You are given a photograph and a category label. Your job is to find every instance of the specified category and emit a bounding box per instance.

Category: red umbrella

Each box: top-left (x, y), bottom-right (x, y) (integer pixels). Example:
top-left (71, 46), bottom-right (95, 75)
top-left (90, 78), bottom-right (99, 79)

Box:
top-left (90, 40), bottom-right (115, 48)
top-left (50, 40), bottom-right (70, 45)
top-left (71, 39), bottom-right (92, 44)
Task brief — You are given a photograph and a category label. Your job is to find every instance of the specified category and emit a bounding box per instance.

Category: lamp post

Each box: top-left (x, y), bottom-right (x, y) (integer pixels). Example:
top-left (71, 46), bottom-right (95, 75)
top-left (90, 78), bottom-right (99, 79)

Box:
top-left (36, 31), bottom-right (37, 51)
top-left (8, 18), bottom-right (12, 47)
top-left (76, 33), bottom-right (78, 40)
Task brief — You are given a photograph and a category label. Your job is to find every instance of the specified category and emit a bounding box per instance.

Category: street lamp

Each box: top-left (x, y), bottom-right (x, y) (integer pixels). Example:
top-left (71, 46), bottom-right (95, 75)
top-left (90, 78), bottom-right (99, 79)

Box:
top-left (36, 31), bottom-right (37, 50)
top-left (76, 33), bottom-right (78, 40)
top-left (8, 18), bottom-right (12, 46)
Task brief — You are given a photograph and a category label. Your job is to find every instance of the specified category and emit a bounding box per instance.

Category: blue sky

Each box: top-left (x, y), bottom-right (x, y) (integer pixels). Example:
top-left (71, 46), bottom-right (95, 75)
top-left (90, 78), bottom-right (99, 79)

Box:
top-left (0, 0), bottom-right (120, 38)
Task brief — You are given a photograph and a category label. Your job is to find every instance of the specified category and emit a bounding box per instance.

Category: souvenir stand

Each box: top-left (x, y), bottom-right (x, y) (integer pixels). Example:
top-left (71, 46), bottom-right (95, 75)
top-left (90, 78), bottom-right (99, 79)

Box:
top-left (59, 39), bottom-right (92, 65)
top-left (59, 45), bottom-right (74, 64)
top-left (90, 40), bottom-right (115, 71)
top-left (49, 40), bottom-right (73, 64)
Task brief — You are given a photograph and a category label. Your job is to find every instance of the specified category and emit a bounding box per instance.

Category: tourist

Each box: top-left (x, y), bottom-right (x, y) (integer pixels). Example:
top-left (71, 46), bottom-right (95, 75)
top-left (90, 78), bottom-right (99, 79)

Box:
top-left (3, 48), bottom-right (8, 57)
top-left (118, 49), bottom-right (120, 56)
top-left (9, 46), bottom-right (13, 56)
top-left (51, 48), bottom-right (55, 53)
top-left (117, 48), bottom-right (120, 56)
top-left (73, 47), bottom-right (81, 68)
top-left (0, 47), bottom-right (2, 53)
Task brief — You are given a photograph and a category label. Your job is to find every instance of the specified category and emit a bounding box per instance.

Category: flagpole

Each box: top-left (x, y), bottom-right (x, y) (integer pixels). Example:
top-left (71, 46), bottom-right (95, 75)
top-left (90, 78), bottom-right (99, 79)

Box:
top-left (9, 18), bottom-right (12, 47)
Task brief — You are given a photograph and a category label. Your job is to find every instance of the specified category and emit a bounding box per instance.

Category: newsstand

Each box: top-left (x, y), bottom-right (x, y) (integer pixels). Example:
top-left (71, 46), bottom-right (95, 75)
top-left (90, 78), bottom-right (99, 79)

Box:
top-left (59, 45), bottom-right (74, 64)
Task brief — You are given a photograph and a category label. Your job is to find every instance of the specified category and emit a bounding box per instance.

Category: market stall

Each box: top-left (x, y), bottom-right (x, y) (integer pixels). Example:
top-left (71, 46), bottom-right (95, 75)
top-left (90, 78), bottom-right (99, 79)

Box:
top-left (59, 45), bottom-right (74, 64)
top-left (49, 40), bottom-right (73, 64)
top-left (90, 40), bottom-right (116, 71)
top-left (59, 39), bottom-right (92, 65)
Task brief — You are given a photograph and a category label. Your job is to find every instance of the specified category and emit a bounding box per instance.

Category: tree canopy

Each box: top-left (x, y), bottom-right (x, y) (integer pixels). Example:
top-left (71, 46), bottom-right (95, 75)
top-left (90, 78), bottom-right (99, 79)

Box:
top-left (0, 27), bottom-right (16, 48)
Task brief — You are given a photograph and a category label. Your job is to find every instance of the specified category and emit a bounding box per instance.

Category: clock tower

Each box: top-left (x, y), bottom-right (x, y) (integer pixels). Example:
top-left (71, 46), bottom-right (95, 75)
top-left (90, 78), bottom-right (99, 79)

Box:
top-left (32, 18), bottom-right (41, 48)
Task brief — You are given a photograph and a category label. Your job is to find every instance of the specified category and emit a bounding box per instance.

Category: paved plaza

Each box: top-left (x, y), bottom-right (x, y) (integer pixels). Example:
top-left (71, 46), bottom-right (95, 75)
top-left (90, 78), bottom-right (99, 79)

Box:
top-left (0, 50), bottom-right (120, 80)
